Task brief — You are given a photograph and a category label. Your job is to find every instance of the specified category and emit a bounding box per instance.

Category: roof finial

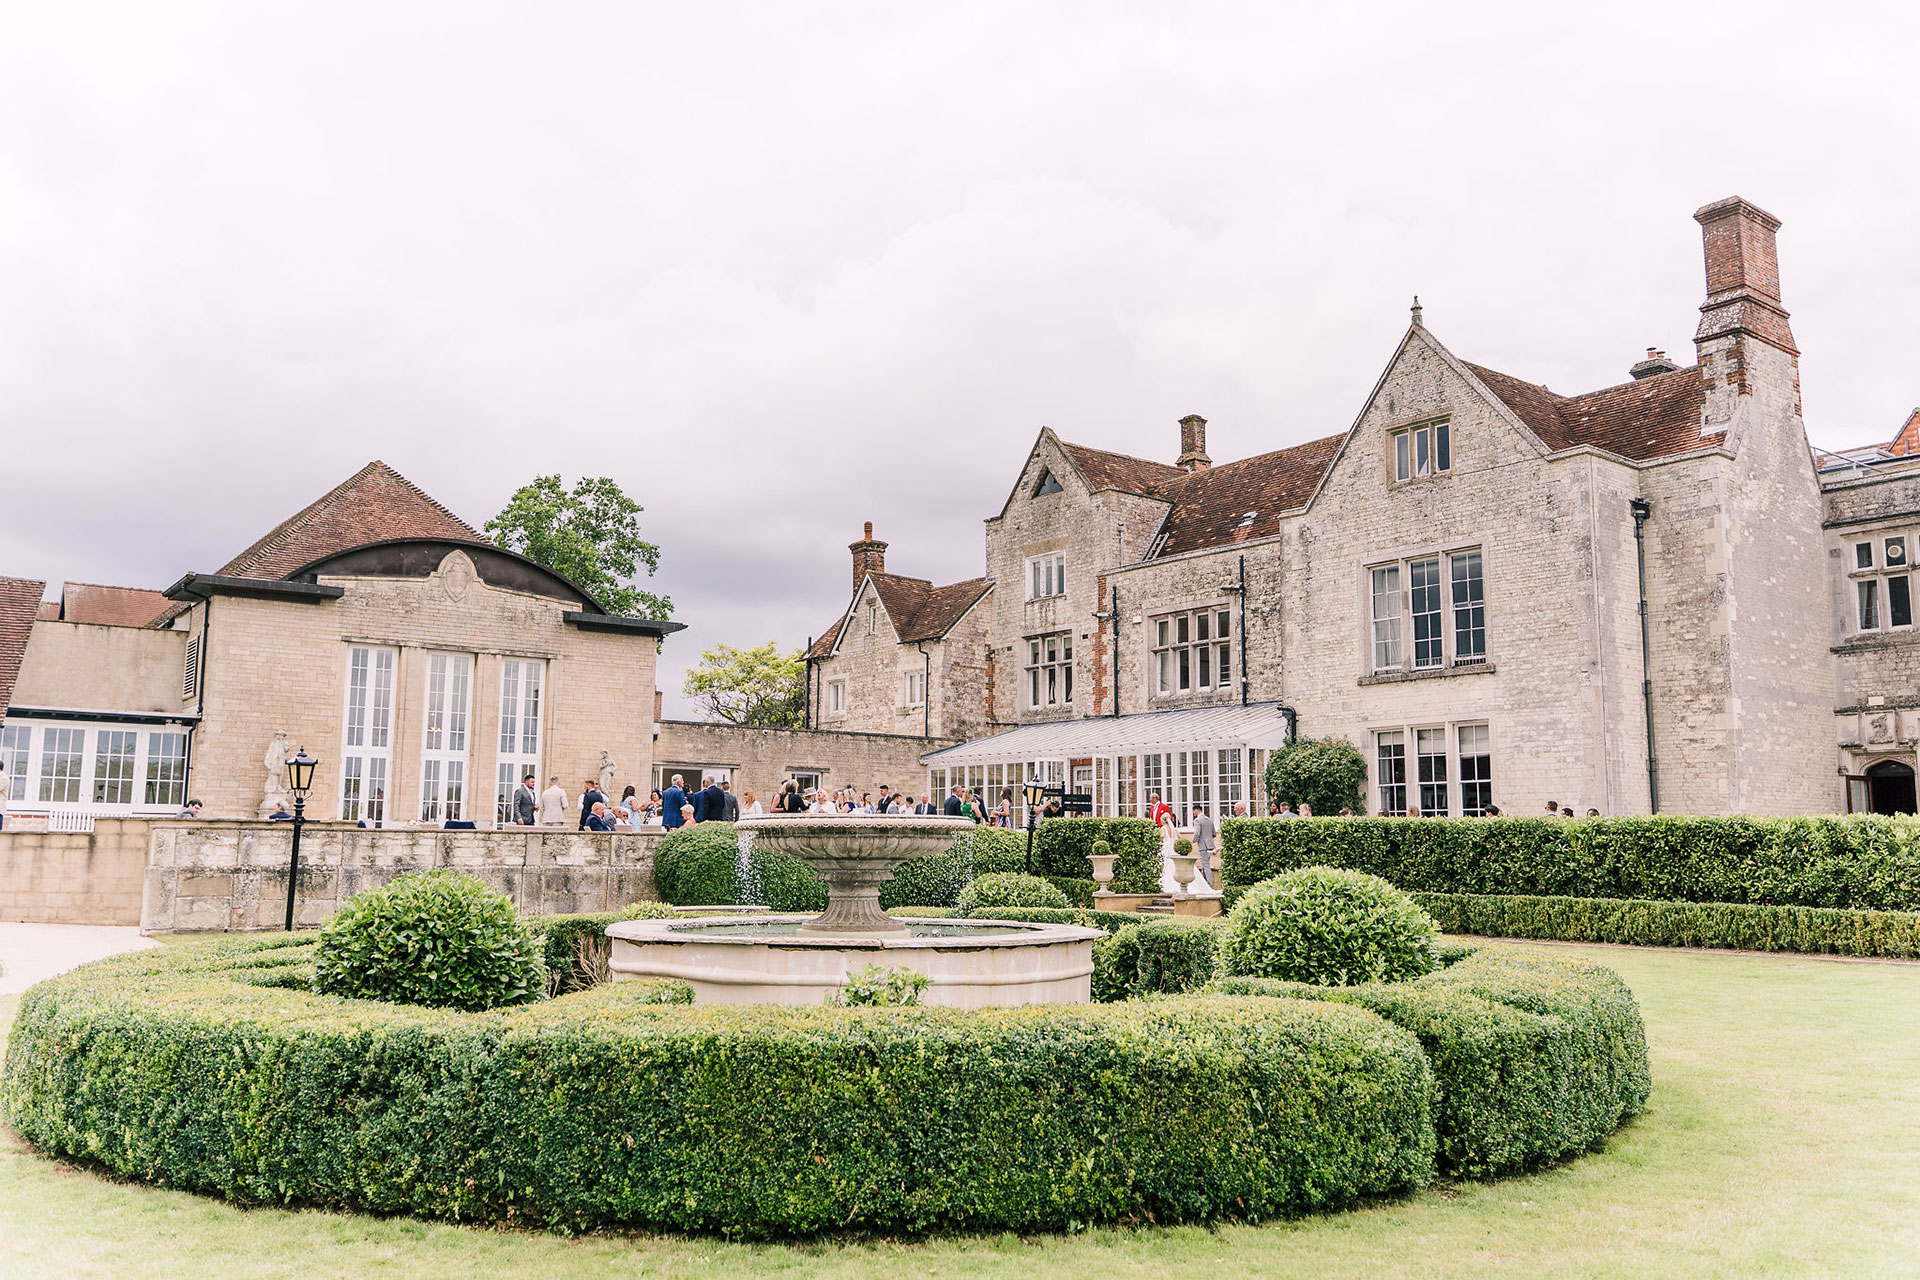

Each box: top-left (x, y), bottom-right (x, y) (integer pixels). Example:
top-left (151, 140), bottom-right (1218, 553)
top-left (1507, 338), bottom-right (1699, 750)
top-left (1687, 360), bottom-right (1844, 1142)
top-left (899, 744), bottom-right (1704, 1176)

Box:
top-left (1410, 295), bottom-right (1423, 328)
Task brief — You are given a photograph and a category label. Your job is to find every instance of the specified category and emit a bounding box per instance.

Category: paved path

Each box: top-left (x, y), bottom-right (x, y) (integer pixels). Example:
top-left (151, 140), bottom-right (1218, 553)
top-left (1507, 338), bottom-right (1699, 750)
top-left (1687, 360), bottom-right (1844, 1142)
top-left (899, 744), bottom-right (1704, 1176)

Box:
top-left (0, 923), bottom-right (159, 995)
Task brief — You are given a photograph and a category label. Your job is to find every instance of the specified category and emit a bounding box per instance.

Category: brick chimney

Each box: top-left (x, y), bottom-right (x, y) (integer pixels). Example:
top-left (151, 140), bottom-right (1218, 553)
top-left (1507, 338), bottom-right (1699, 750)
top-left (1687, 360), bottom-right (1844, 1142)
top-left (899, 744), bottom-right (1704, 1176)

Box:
top-left (1177, 414), bottom-right (1211, 472)
top-left (849, 521), bottom-right (887, 591)
top-left (1693, 196), bottom-right (1799, 430)
top-left (1630, 348), bottom-right (1680, 380)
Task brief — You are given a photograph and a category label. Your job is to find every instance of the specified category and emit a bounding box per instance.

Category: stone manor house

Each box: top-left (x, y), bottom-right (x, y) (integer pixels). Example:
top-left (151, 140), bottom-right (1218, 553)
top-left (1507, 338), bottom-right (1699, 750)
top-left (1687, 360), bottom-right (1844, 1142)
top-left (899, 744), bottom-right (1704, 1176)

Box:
top-left (807, 196), bottom-right (1920, 820)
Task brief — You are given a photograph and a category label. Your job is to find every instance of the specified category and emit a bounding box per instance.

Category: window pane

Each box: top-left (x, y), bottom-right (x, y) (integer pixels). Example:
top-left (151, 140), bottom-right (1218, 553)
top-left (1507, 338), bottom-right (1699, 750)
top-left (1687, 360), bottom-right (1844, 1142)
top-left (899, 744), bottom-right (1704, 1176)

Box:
top-left (1375, 732), bottom-right (1406, 815)
top-left (1157, 649), bottom-right (1172, 694)
top-left (1198, 643), bottom-right (1211, 687)
top-left (1415, 428), bottom-right (1431, 476)
top-left (1893, 576), bottom-right (1913, 628)
top-left (1196, 612), bottom-right (1210, 642)
top-left (92, 730), bottom-right (137, 805)
top-left (2, 725), bottom-right (31, 803)
top-left (1410, 557), bottom-right (1443, 667)
top-left (1458, 724), bottom-right (1491, 816)
top-left (1218, 641), bottom-right (1232, 685)
top-left (1451, 551), bottom-right (1485, 660)
top-left (1218, 610), bottom-right (1231, 637)
top-left (1856, 542), bottom-right (1875, 570)
top-left (1394, 432), bottom-right (1410, 482)
top-left (1889, 537), bottom-right (1908, 567)
top-left (39, 728), bottom-right (85, 803)
top-left (144, 732), bottom-right (187, 807)
top-left (1371, 566), bottom-right (1403, 670)
top-left (1415, 727), bottom-right (1449, 815)
top-left (1860, 579), bottom-right (1881, 630)
top-left (1436, 421), bottom-right (1451, 472)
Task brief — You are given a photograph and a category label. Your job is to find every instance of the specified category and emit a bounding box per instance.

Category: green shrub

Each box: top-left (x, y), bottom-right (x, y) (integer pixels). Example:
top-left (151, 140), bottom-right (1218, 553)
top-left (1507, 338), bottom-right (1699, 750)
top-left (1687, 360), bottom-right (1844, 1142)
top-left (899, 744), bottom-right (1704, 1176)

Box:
top-left (748, 846), bottom-right (829, 912)
top-left (312, 872), bottom-right (544, 1011)
top-left (1219, 814), bottom-right (1920, 912)
top-left (1220, 867), bottom-right (1437, 986)
top-left (1092, 929), bottom-right (1139, 1003)
top-left (957, 872), bottom-right (1072, 914)
top-left (969, 826), bottom-right (1030, 875)
top-left (1174, 836), bottom-right (1194, 856)
top-left (831, 963), bottom-right (931, 1007)
top-left (619, 900), bottom-right (678, 920)
top-left (1036, 818), bottom-right (1161, 893)
top-left (653, 822), bottom-right (741, 904)
top-left (1091, 838), bottom-right (1112, 861)
top-left (1264, 736), bottom-right (1368, 817)
top-left (1212, 945), bottom-right (1650, 1177)
top-left (1414, 891), bottom-right (1920, 959)
top-left (878, 836), bottom-right (973, 910)
top-left (1043, 876), bottom-right (1098, 907)
top-left (2, 938), bottom-right (1437, 1236)
top-left (1132, 919), bottom-right (1220, 995)
top-left (530, 912), bottom-right (620, 994)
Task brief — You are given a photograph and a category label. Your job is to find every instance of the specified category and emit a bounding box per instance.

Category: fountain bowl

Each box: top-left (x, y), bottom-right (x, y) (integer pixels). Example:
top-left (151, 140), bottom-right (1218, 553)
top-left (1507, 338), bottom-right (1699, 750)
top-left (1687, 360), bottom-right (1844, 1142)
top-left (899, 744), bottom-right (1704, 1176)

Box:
top-left (736, 812), bottom-right (975, 936)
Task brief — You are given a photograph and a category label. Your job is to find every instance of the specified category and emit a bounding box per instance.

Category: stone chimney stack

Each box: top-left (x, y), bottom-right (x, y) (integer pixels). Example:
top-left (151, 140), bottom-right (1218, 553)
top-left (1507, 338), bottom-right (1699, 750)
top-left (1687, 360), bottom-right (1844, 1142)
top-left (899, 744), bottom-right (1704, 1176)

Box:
top-left (1694, 196), bottom-right (1799, 429)
top-left (1630, 348), bottom-right (1680, 380)
top-left (849, 521), bottom-right (887, 591)
top-left (1177, 414), bottom-right (1211, 472)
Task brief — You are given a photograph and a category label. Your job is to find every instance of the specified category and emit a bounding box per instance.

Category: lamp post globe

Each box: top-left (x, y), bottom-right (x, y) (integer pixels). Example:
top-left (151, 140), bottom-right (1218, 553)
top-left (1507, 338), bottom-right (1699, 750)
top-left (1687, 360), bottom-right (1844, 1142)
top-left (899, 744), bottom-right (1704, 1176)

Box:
top-left (283, 748), bottom-right (318, 932)
top-left (1023, 777), bottom-right (1045, 875)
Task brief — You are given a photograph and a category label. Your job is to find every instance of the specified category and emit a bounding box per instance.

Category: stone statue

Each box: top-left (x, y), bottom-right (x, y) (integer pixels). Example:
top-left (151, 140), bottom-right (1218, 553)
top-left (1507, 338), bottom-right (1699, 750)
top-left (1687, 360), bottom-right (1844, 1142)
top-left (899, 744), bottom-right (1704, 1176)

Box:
top-left (259, 729), bottom-right (292, 817)
top-left (598, 749), bottom-right (617, 797)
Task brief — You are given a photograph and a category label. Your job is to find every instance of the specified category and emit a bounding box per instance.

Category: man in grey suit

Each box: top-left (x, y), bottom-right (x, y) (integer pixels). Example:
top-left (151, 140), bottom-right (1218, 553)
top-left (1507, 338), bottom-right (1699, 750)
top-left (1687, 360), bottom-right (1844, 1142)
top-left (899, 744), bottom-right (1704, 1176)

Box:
top-left (512, 774), bottom-right (538, 826)
top-left (1191, 805), bottom-right (1218, 889)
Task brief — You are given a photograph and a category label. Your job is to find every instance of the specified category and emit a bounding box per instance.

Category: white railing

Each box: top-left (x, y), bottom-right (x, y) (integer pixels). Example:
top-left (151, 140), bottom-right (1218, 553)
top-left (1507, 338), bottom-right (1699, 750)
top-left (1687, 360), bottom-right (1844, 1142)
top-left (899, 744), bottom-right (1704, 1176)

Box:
top-left (46, 807), bottom-right (98, 833)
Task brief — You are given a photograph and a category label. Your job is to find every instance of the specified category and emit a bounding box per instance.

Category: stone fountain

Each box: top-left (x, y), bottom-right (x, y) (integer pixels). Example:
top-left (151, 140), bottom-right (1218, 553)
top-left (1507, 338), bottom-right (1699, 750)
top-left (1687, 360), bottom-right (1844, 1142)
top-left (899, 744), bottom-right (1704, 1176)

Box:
top-left (605, 814), bottom-right (1104, 1007)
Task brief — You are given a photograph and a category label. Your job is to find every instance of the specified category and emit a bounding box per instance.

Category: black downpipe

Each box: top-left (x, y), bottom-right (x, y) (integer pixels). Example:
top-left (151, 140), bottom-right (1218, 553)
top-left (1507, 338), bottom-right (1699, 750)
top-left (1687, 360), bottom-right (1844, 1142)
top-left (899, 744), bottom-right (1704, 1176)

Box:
top-left (1630, 498), bottom-right (1660, 813)
top-left (1238, 555), bottom-right (1249, 706)
top-left (803, 638), bottom-right (814, 730)
top-left (917, 642), bottom-right (931, 737)
top-left (1110, 583), bottom-right (1121, 718)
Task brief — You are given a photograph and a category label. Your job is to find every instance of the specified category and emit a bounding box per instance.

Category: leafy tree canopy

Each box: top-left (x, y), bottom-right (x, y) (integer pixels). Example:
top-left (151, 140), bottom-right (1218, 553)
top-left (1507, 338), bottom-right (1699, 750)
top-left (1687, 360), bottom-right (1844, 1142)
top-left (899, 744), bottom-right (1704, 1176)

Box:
top-left (682, 641), bottom-right (807, 728)
top-left (1264, 735), bottom-right (1368, 816)
top-left (485, 475), bottom-right (670, 619)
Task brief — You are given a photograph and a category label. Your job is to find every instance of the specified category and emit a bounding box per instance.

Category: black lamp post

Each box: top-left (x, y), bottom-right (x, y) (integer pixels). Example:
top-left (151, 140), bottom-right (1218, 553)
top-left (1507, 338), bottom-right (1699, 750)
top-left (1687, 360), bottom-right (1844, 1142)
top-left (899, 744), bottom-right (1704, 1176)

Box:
top-left (1023, 777), bottom-right (1046, 875)
top-left (283, 748), bottom-right (318, 932)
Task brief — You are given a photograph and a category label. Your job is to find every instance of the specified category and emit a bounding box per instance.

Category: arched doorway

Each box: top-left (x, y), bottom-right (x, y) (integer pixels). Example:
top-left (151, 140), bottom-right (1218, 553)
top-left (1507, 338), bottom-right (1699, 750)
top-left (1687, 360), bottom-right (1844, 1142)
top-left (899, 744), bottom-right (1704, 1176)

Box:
top-left (1866, 760), bottom-right (1917, 816)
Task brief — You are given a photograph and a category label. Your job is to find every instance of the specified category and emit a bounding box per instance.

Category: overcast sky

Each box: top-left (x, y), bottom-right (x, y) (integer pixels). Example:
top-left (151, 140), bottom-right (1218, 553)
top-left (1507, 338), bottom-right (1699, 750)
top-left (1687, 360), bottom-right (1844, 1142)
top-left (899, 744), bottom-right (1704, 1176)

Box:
top-left (4, 3), bottom-right (1916, 717)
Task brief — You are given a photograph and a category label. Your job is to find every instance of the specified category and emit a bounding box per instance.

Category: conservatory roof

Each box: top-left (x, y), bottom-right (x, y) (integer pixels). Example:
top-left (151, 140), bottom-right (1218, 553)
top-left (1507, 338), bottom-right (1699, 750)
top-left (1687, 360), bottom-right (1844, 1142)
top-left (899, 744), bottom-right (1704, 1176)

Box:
top-left (920, 702), bottom-right (1296, 768)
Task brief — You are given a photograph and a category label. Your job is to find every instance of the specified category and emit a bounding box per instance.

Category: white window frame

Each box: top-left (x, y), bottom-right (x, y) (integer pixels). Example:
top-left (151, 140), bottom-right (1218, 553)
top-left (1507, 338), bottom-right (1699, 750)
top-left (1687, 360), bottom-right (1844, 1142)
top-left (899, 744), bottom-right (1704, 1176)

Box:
top-left (1025, 632), bottom-right (1074, 709)
top-left (904, 670), bottom-right (926, 708)
top-left (339, 645), bottom-right (396, 826)
top-left (1849, 534), bottom-right (1914, 634)
top-left (1390, 418), bottom-right (1452, 483)
top-left (1151, 607), bottom-right (1234, 698)
top-left (37, 727), bottom-right (87, 804)
top-left (495, 658), bottom-right (545, 826)
top-left (90, 729), bottom-right (138, 805)
top-left (144, 731), bottom-right (188, 809)
top-left (2, 723), bottom-right (31, 804)
top-left (1027, 552), bottom-right (1067, 601)
top-left (1369, 548), bottom-right (1487, 674)
top-left (419, 651), bottom-right (473, 823)
top-left (867, 604), bottom-right (879, 636)
top-left (1373, 721), bottom-right (1491, 816)
top-left (0, 720), bottom-right (191, 815)
top-left (826, 679), bottom-right (847, 717)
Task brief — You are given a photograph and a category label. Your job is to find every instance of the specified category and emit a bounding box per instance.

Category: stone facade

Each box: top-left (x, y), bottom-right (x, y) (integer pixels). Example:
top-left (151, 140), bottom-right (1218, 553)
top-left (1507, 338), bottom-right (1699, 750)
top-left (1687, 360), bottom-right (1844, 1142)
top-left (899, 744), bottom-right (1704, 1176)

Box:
top-left (827, 196), bottom-right (1870, 817)
top-left (0, 819), bottom-right (150, 924)
top-left (142, 821), bottom-right (660, 933)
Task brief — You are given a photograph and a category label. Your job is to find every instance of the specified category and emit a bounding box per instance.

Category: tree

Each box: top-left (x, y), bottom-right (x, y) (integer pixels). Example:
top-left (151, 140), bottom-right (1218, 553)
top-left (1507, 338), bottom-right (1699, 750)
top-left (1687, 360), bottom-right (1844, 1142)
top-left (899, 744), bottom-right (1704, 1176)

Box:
top-left (484, 475), bottom-right (670, 619)
top-left (682, 642), bottom-right (807, 727)
top-left (1264, 736), bottom-right (1368, 816)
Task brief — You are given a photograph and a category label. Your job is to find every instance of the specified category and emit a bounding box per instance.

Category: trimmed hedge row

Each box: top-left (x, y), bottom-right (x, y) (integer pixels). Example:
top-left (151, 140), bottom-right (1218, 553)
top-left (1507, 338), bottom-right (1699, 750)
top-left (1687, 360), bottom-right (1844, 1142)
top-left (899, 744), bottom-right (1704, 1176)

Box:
top-left (1036, 818), bottom-right (1162, 894)
top-left (1414, 891), bottom-right (1920, 959)
top-left (1095, 919), bottom-right (1220, 1003)
top-left (1, 937), bottom-right (1438, 1236)
top-left (1212, 945), bottom-right (1651, 1177)
top-left (1220, 815), bottom-right (1920, 912)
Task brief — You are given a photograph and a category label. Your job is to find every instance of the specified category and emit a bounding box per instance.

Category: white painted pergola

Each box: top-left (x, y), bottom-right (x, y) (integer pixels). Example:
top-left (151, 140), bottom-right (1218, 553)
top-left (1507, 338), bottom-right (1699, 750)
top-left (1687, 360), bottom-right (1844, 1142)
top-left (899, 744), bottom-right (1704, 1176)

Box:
top-left (922, 702), bottom-right (1296, 825)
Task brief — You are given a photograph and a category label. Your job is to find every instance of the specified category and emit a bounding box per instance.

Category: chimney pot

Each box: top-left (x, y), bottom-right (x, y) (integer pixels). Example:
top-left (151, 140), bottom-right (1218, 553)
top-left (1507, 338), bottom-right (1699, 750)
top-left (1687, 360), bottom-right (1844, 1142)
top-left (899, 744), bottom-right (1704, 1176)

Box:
top-left (1177, 414), bottom-right (1212, 472)
top-left (1629, 348), bottom-right (1681, 380)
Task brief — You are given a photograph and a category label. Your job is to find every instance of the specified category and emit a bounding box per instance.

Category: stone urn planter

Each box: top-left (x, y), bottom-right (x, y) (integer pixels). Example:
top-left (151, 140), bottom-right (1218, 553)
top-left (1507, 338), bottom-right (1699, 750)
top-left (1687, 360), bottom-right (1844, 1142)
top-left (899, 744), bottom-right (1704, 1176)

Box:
top-left (1169, 854), bottom-right (1199, 896)
top-left (1089, 854), bottom-right (1117, 889)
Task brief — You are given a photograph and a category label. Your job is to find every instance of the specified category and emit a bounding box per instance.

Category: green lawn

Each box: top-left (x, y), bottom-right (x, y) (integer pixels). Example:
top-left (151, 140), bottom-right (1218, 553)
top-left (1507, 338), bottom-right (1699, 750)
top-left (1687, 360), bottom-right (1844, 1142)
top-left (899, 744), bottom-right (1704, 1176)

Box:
top-left (3, 941), bottom-right (1918, 1279)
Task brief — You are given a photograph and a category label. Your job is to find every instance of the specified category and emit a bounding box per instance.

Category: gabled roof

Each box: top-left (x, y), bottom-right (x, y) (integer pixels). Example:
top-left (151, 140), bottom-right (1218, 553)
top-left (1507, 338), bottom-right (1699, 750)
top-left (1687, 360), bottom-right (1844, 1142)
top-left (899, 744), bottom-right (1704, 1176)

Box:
top-left (1058, 441), bottom-right (1187, 498)
top-left (217, 460), bottom-right (481, 581)
top-left (0, 577), bottom-right (47, 720)
top-left (1151, 433), bottom-right (1345, 556)
top-left (1464, 362), bottom-right (1717, 461)
top-left (55, 582), bottom-right (174, 628)
top-left (809, 573), bottom-right (993, 660)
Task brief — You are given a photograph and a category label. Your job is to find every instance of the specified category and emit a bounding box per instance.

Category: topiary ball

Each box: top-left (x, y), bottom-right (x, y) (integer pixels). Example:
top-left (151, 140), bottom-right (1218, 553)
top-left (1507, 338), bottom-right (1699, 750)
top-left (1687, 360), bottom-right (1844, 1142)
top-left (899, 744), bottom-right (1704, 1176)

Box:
top-left (1218, 865), bottom-right (1437, 986)
top-left (313, 871), bottom-right (546, 1010)
top-left (956, 871), bottom-right (1072, 914)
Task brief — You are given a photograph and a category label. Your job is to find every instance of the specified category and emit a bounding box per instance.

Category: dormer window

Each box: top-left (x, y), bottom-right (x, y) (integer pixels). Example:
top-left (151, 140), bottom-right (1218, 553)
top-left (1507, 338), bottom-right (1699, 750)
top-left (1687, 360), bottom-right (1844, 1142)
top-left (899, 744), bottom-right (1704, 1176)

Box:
top-left (1391, 419), bottom-right (1452, 483)
top-left (1033, 469), bottom-right (1064, 496)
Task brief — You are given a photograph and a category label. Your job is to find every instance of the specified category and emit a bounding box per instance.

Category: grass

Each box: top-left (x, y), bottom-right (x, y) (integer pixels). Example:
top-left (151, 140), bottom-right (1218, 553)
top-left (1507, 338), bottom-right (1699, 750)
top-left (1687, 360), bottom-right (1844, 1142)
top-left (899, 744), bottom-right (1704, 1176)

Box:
top-left (3, 941), bottom-right (1918, 1279)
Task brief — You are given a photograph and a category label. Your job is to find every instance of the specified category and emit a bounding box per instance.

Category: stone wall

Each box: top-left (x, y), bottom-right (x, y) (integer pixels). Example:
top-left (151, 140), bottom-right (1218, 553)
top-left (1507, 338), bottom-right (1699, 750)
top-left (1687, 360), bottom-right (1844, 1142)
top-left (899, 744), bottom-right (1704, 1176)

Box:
top-left (143, 821), bottom-right (661, 933)
top-left (652, 721), bottom-right (956, 808)
top-left (12, 621), bottom-right (186, 713)
top-left (0, 818), bottom-right (152, 925)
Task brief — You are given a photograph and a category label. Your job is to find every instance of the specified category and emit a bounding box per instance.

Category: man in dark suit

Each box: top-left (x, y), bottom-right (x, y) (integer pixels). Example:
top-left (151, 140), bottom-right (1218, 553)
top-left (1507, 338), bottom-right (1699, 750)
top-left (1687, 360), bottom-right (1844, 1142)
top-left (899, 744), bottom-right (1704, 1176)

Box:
top-left (720, 780), bottom-right (741, 822)
top-left (512, 774), bottom-right (538, 826)
top-left (942, 785), bottom-right (964, 816)
top-left (695, 776), bottom-right (727, 823)
top-left (578, 778), bottom-right (606, 830)
top-left (914, 793), bottom-right (935, 815)
top-left (661, 774), bottom-right (689, 830)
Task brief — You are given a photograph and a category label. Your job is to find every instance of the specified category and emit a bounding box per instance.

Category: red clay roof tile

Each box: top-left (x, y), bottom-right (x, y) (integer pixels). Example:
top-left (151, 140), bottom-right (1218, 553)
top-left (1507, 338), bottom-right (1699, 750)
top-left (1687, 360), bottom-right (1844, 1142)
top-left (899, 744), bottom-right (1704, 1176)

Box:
top-left (0, 577), bottom-right (47, 720)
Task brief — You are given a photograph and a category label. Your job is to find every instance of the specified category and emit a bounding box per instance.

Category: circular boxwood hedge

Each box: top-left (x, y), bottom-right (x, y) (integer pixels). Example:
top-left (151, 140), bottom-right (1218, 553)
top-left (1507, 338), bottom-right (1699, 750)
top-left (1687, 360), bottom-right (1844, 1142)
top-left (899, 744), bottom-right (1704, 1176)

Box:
top-left (1220, 866), bottom-right (1439, 986)
top-left (312, 871), bottom-right (545, 1011)
top-left (957, 872), bottom-right (1072, 914)
top-left (2, 934), bottom-right (1441, 1237)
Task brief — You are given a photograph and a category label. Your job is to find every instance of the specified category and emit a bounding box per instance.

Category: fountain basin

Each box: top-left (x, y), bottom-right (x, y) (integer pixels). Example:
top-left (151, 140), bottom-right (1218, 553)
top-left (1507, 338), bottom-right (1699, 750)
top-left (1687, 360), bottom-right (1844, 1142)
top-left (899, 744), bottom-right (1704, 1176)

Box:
top-left (606, 915), bottom-right (1106, 1007)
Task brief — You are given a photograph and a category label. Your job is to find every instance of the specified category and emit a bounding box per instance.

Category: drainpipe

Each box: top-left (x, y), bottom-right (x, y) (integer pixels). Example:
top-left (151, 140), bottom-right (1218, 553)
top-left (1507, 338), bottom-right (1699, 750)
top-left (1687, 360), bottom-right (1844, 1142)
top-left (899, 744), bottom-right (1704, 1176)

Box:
top-left (1238, 555), bottom-right (1249, 706)
top-left (916, 641), bottom-right (931, 738)
top-left (1110, 584), bottom-right (1121, 718)
top-left (803, 638), bottom-right (813, 730)
top-left (1630, 498), bottom-right (1660, 813)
